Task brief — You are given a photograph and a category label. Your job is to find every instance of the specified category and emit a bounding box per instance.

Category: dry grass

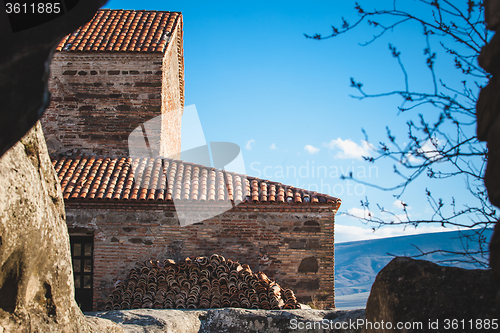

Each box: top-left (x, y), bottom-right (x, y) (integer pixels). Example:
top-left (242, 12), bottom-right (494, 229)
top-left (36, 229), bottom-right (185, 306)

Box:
top-left (307, 294), bottom-right (327, 310)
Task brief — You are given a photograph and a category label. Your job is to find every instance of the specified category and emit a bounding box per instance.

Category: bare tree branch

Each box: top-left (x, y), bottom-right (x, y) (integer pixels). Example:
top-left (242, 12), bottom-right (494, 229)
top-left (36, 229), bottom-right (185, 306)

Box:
top-left (310, 0), bottom-right (494, 267)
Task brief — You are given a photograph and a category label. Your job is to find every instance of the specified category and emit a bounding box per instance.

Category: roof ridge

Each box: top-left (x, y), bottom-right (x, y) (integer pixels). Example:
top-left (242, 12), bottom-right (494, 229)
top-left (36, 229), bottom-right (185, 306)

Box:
top-left (99, 8), bottom-right (182, 13)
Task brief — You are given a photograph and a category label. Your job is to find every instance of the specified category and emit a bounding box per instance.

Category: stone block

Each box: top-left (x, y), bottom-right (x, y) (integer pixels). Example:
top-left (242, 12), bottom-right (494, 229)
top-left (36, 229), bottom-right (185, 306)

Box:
top-left (365, 258), bottom-right (500, 333)
top-left (298, 256), bottom-right (319, 272)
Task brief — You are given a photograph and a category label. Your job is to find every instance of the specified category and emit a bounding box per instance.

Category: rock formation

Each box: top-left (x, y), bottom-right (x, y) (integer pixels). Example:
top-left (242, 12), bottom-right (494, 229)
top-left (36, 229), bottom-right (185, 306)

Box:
top-left (90, 308), bottom-right (366, 333)
top-left (0, 0), bottom-right (107, 157)
top-left (478, 0), bottom-right (500, 288)
top-left (0, 0), bottom-right (123, 331)
top-left (365, 257), bottom-right (500, 333)
top-left (0, 123), bottom-right (122, 332)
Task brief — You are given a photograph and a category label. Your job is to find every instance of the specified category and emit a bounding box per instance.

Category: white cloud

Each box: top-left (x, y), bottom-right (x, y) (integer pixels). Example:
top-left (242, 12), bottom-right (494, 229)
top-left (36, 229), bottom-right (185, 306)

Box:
top-left (405, 138), bottom-right (443, 163)
top-left (393, 200), bottom-right (408, 209)
top-left (304, 145), bottom-right (320, 154)
top-left (269, 143), bottom-right (277, 150)
top-left (347, 207), bottom-right (374, 219)
top-left (347, 205), bottom-right (410, 223)
top-left (245, 139), bottom-right (255, 150)
top-left (405, 153), bottom-right (421, 164)
top-left (324, 138), bottom-right (373, 160)
top-left (418, 138), bottom-right (442, 161)
top-left (335, 224), bottom-right (450, 243)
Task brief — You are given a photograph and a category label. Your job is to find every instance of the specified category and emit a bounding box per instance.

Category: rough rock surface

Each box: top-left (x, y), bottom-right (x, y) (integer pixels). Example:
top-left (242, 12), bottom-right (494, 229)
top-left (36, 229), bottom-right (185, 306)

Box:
top-left (0, 0), bottom-right (124, 331)
top-left (89, 308), bottom-right (366, 333)
top-left (0, 123), bottom-right (122, 332)
top-left (365, 257), bottom-right (500, 333)
top-left (478, 0), bottom-right (500, 283)
top-left (0, 0), bottom-right (107, 157)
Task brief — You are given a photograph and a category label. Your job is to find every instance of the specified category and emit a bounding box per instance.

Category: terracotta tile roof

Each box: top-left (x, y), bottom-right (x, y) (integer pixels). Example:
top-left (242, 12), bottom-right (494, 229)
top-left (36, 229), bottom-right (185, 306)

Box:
top-left (55, 9), bottom-right (181, 53)
top-left (51, 156), bottom-right (341, 206)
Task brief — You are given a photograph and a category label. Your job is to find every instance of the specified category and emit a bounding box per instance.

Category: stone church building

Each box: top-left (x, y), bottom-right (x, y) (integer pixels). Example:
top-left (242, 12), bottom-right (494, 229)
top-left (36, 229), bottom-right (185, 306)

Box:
top-left (42, 9), bottom-right (341, 311)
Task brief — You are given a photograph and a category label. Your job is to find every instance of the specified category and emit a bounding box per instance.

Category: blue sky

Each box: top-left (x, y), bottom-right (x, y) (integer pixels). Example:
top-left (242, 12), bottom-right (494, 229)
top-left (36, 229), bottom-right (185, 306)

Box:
top-left (105, 0), bottom-right (488, 242)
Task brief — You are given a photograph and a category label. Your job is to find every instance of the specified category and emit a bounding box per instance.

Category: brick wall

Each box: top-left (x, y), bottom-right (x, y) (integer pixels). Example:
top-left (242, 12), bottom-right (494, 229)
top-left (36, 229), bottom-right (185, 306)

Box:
top-left (65, 202), bottom-right (336, 310)
top-left (41, 21), bottom-right (184, 158)
top-left (161, 17), bottom-right (184, 159)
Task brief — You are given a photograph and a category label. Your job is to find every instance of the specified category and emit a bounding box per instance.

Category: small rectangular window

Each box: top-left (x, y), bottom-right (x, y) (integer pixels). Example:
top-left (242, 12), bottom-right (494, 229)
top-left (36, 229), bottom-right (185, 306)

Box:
top-left (73, 259), bottom-right (81, 273)
top-left (73, 243), bottom-right (81, 257)
top-left (84, 276), bottom-right (92, 289)
top-left (84, 259), bottom-right (92, 273)
top-left (84, 243), bottom-right (92, 257)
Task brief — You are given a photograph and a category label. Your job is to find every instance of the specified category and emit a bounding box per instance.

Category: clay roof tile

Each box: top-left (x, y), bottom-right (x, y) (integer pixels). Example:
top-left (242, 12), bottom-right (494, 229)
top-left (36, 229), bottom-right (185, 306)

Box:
top-left (56, 10), bottom-right (181, 53)
top-left (50, 156), bottom-right (341, 208)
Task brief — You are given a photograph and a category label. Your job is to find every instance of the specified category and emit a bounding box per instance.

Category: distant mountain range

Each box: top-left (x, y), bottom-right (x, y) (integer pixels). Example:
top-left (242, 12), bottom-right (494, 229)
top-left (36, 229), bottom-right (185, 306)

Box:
top-left (334, 228), bottom-right (493, 310)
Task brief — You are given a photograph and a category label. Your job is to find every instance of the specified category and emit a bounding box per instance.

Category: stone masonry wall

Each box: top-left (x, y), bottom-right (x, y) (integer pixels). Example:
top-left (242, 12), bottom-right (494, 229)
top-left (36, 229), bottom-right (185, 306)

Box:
top-left (64, 202), bottom-right (336, 310)
top-left (41, 21), bottom-right (184, 159)
top-left (42, 53), bottom-right (163, 157)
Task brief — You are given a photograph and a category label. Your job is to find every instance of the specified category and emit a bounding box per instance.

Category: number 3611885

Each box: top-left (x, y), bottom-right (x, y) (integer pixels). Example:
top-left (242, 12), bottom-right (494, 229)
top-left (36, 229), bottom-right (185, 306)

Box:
top-left (5, 3), bottom-right (61, 14)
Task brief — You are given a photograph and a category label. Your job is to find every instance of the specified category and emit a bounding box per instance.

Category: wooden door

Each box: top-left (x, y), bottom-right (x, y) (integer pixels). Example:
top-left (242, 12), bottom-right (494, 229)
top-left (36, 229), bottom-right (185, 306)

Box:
top-left (70, 236), bottom-right (93, 312)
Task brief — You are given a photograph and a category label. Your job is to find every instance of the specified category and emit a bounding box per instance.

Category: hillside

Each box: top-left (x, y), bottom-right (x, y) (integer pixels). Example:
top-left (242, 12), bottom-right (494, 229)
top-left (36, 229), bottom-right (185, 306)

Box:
top-left (334, 228), bottom-right (493, 310)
